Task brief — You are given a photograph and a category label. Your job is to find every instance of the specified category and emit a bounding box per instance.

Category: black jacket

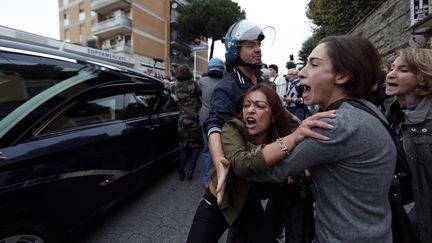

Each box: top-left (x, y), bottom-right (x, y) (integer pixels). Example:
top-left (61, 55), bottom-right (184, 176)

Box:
top-left (385, 96), bottom-right (432, 243)
top-left (204, 67), bottom-right (265, 137)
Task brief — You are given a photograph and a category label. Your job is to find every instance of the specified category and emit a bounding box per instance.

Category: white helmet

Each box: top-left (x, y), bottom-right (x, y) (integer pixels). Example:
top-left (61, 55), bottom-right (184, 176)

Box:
top-left (224, 19), bottom-right (265, 68)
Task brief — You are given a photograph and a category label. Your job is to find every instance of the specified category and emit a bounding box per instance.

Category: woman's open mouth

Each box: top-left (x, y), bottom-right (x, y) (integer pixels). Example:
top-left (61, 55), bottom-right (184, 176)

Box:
top-left (245, 117), bottom-right (257, 129)
top-left (302, 84), bottom-right (311, 99)
top-left (386, 81), bottom-right (398, 87)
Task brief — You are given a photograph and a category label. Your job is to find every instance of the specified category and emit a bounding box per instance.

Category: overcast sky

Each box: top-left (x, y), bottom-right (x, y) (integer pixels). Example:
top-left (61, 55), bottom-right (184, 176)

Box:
top-left (213, 0), bottom-right (312, 73)
top-left (0, 0), bottom-right (312, 74)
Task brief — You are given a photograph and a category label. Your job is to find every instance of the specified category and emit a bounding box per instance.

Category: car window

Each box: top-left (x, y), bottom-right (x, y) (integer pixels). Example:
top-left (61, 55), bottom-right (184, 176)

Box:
top-left (156, 91), bottom-right (178, 113)
top-left (41, 94), bottom-right (123, 134)
top-left (133, 94), bottom-right (159, 115)
top-left (123, 90), bottom-right (178, 119)
top-left (123, 93), bottom-right (148, 119)
top-left (0, 52), bottom-right (87, 121)
top-left (134, 91), bottom-right (177, 115)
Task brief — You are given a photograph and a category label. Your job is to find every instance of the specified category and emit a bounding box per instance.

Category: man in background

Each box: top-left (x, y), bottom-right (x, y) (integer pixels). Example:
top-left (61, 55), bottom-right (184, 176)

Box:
top-left (283, 68), bottom-right (306, 120)
top-left (198, 57), bottom-right (225, 187)
top-left (269, 64), bottom-right (287, 99)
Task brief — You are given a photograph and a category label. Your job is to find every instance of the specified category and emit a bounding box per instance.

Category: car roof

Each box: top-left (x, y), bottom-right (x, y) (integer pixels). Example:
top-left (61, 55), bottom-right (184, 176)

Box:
top-left (0, 38), bottom-right (161, 83)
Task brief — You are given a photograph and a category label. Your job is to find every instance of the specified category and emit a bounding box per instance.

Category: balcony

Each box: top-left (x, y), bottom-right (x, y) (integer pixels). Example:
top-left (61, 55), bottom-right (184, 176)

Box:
top-left (92, 16), bottom-right (132, 39)
top-left (170, 10), bottom-right (180, 26)
top-left (91, 0), bottom-right (131, 16)
top-left (171, 0), bottom-right (189, 8)
top-left (171, 55), bottom-right (193, 67)
top-left (170, 32), bottom-right (190, 53)
top-left (103, 42), bottom-right (132, 55)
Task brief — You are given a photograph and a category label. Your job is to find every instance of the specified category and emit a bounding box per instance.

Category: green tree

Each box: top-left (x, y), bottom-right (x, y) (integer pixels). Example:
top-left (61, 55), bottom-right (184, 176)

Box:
top-left (177, 0), bottom-right (246, 59)
top-left (298, 35), bottom-right (319, 67)
top-left (299, 0), bottom-right (381, 63)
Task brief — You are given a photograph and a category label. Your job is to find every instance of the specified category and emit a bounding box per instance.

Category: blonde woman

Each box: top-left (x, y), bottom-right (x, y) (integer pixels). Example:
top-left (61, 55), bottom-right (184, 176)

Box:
top-left (385, 47), bottom-right (432, 243)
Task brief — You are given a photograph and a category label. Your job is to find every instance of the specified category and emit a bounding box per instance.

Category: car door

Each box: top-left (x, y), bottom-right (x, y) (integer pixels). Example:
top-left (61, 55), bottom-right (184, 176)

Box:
top-left (122, 88), bottom-right (179, 182)
top-left (0, 91), bottom-right (142, 233)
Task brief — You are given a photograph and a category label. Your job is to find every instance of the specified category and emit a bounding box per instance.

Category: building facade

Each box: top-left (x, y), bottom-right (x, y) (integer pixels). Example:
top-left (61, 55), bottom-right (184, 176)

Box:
top-left (58, 0), bottom-right (208, 78)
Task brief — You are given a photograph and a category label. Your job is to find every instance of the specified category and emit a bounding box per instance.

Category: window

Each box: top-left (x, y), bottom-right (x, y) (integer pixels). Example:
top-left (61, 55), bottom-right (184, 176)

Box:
top-left (64, 9), bottom-right (70, 26)
top-left (124, 93), bottom-right (149, 118)
top-left (0, 52), bottom-right (87, 120)
top-left (64, 29), bottom-right (70, 42)
top-left (109, 38), bottom-right (118, 47)
top-left (63, 9), bottom-right (69, 20)
top-left (42, 94), bottom-right (123, 134)
top-left (134, 94), bottom-right (159, 115)
top-left (124, 90), bottom-right (178, 119)
top-left (79, 3), bottom-right (85, 21)
top-left (79, 24), bottom-right (85, 36)
top-left (157, 91), bottom-right (178, 113)
top-left (135, 91), bottom-right (178, 114)
top-left (125, 35), bottom-right (132, 46)
top-left (79, 3), bottom-right (85, 13)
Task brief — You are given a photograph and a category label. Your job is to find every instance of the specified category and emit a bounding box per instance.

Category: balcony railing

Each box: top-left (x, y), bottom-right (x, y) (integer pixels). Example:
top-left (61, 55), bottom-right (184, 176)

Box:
top-left (171, 55), bottom-right (193, 67)
top-left (103, 43), bottom-right (132, 54)
top-left (92, 16), bottom-right (132, 39)
top-left (91, 0), bottom-right (131, 15)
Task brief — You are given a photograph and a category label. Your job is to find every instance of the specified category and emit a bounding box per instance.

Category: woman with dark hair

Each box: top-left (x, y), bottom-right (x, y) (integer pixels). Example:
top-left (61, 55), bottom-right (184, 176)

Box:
top-left (187, 83), bottom-right (334, 243)
top-left (239, 35), bottom-right (397, 242)
top-left (385, 47), bottom-right (432, 243)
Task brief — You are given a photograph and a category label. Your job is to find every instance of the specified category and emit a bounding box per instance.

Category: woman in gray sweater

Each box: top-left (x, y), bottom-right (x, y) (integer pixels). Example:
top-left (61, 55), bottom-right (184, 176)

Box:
top-left (232, 35), bottom-right (396, 242)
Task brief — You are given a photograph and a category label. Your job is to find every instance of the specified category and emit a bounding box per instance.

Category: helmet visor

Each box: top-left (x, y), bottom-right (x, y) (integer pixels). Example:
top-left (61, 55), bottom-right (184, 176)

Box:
top-left (234, 25), bottom-right (275, 48)
top-left (232, 21), bottom-right (264, 41)
top-left (260, 26), bottom-right (275, 47)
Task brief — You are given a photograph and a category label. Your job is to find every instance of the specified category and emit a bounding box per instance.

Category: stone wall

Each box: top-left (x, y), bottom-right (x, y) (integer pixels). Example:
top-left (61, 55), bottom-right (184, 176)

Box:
top-left (350, 0), bottom-right (411, 63)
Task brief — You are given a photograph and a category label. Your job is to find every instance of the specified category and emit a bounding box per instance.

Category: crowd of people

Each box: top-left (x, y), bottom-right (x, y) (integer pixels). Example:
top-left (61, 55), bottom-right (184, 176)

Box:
top-left (178, 19), bottom-right (430, 243)
top-left (2, 17), bottom-right (429, 243)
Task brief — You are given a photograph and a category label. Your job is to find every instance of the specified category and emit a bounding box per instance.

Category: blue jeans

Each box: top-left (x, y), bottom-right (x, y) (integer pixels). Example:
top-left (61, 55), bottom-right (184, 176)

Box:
top-left (201, 133), bottom-right (213, 184)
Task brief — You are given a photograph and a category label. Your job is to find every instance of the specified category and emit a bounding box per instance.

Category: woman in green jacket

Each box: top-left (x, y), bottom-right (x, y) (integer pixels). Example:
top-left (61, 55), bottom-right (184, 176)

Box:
top-left (187, 84), bottom-right (334, 243)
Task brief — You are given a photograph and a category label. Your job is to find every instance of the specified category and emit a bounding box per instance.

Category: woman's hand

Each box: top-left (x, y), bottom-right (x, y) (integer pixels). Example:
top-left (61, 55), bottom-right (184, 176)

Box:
top-left (289, 110), bottom-right (336, 145)
top-left (215, 156), bottom-right (230, 206)
top-left (0, 151), bottom-right (5, 160)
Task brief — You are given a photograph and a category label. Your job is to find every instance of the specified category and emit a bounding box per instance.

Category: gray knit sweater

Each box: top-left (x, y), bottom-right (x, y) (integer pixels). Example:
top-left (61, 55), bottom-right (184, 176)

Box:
top-left (246, 100), bottom-right (396, 243)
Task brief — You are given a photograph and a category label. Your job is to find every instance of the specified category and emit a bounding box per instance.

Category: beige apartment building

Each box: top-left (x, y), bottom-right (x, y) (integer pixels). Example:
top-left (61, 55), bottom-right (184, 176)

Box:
top-left (58, 0), bottom-right (208, 77)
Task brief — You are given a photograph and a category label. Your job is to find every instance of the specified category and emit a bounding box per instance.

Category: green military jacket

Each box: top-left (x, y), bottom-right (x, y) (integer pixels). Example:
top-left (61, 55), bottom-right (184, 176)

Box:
top-left (211, 117), bottom-right (270, 225)
top-left (166, 78), bottom-right (203, 147)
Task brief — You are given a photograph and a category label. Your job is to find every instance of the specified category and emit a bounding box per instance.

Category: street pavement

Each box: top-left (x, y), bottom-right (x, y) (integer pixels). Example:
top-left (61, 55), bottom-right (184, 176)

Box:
top-left (75, 154), bottom-right (414, 243)
top-left (77, 154), bottom-right (228, 243)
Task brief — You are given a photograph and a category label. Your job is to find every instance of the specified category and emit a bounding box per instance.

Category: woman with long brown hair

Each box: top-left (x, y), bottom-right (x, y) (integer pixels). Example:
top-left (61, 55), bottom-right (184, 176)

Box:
top-left (187, 83), bottom-right (333, 242)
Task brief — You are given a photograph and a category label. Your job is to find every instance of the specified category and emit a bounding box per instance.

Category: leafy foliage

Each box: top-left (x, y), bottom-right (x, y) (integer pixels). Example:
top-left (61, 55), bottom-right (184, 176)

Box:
top-left (298, 35), bottom-right (319, 67)
top-left (298, 0), bottom-right (381, 65)
top-left (177, 0), bottom-right (246, 59)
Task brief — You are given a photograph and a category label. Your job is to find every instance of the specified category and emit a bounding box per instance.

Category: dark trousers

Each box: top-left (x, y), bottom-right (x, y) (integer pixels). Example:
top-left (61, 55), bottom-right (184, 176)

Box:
top-left (178, 145), bottom-right (201, 177)
top-left (265, 182), bottom-right (315, 243)
top-left (276, 200), bottom-right (314, 243)
top-left (187, 189), bottom-right (275, 243)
